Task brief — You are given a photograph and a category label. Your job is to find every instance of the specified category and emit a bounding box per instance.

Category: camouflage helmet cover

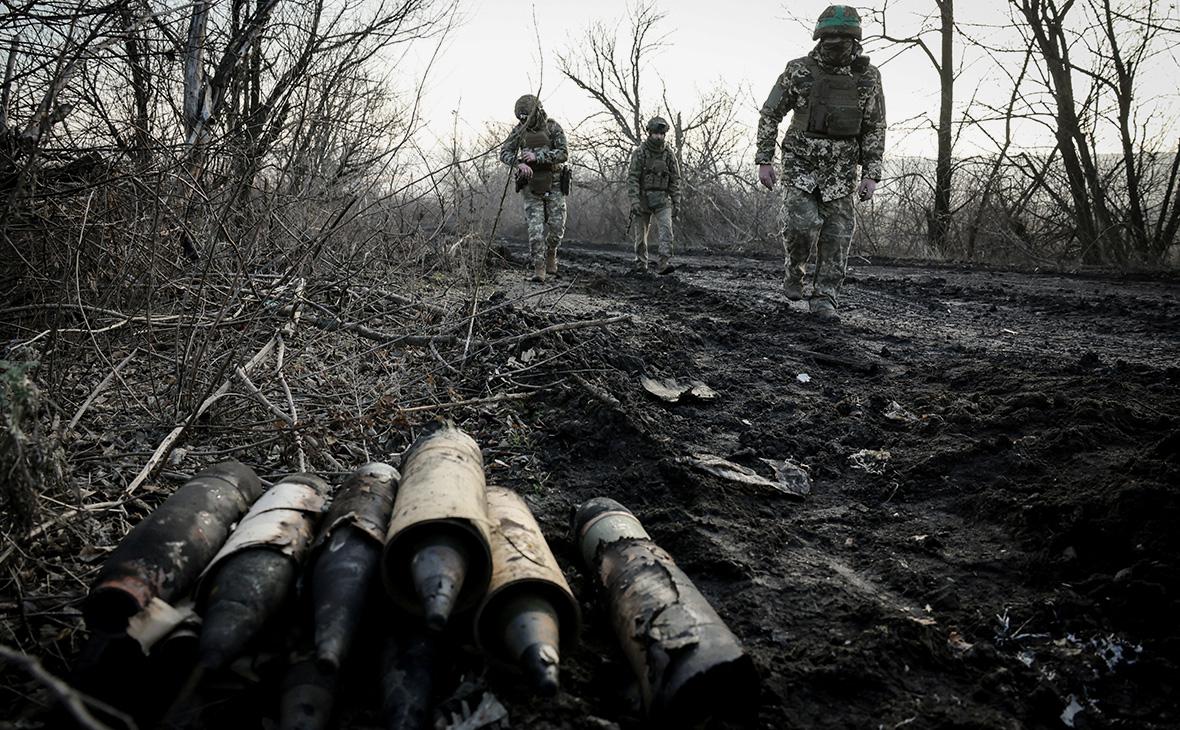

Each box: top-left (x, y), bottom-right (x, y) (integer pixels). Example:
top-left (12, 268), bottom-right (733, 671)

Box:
top-left (813, 5), bottom-right (863, 40)
top-left (646, 116), bottom-right (670, 133)
top-left (514, 94), bottom-right (541, 119)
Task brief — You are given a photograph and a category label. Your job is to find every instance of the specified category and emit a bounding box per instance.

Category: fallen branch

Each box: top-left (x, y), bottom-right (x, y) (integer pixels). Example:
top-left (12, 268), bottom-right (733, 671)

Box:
top-left (307, 317), bottom-right (486, 349)
top-left (786, 347), bottom-right (882, 374)
top-left (0, 644), bottom-right (137, 730)
top-left (572, 374), bottom-right (622, 409)
top-left (488, 314), bottom-right (632, 348)
top-left (67, 349), bottom-right (138, 433)
top-left (398, 392), bottom-right (533, 414)
top-left (124, 336), bottom-right (278, 496)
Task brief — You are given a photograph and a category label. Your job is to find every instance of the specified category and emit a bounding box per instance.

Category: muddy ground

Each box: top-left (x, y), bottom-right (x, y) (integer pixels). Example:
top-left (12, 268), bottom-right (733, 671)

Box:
top-left (484, 241), bottom-right (1180, 729)
top-left (4, 240), bottom-right (1179, 730)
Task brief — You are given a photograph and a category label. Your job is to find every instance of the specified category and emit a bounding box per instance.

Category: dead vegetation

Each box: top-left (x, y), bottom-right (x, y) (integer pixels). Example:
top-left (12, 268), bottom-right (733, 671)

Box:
top-left (1, 1), bottom-right (1179, 728)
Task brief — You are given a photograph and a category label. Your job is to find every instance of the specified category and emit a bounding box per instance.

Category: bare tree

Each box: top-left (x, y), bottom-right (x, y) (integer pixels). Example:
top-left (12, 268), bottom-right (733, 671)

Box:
top-left (869, 0), bottom-right (957, 253)
top-left (558, 0), bottom-right (668, 154)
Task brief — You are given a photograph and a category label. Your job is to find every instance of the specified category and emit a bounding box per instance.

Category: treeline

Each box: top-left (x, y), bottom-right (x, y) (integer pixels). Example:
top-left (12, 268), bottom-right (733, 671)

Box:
top-left (1, 0), bottom-right (459, 312)
top-left (454, 0), bottom-right (1180, 267)
top-left (2, 0), bottom-right (1178, 296)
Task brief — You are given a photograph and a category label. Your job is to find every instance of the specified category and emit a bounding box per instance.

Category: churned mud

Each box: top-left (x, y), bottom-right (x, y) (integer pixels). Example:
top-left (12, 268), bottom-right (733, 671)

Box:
top-left (483, 241), bottom-right (1180, 729)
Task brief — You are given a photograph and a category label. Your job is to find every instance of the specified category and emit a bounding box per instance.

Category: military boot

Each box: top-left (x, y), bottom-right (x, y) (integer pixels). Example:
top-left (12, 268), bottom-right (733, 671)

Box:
top-left (545, 249), bottom-right (559, 276)
top-left (530, 261), bottom-right (546, 283)
top-left (632, 259), bottom-right (649, 274)
top-left (656, 255), bottom-right (673, 275)
top-left (783, 278), bottom-right (804, 301)
top-left (809, 297), bottom-right (839, 322)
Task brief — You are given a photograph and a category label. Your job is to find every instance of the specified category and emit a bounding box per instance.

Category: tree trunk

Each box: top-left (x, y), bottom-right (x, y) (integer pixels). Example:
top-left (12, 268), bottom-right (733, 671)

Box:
top-left (930, 0), bottom-right (954, 255)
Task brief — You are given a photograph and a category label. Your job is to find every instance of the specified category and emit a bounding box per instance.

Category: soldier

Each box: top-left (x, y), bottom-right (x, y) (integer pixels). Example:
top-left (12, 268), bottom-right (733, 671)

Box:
top-left (499, 94), bottom-right (570, 282)
top-left (628, 116), bottom-right (681, 274)
top-left (755, 5), bottom-right (886, 322)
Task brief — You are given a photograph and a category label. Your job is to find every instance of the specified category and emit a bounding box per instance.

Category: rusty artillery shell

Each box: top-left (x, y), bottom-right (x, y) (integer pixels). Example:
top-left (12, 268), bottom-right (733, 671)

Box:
top-left (307, 462), bottom-right (398, 672)
top-left (196, 474), bottom-right (327, 669)
top-left (573, 497), bottom-right (758, 723)
top-left (382, 424), bottom-right (492, 630)
top-left (84, 460), bottom-right (263, 633)
top-left (475, 487), bottom-right (580, 696)
top-left (280, 654), bottom-right (338, 730)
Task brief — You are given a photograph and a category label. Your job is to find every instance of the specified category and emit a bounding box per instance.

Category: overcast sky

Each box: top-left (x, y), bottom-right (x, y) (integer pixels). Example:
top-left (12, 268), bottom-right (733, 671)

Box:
top-left (400, 0), bottom-right (1179, 160)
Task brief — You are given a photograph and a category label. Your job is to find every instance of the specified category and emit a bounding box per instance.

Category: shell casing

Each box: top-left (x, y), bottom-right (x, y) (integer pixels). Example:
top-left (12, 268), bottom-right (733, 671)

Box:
top-left (84, 460), bottom-right (263, 633)
top-left (308, 462), bottom-right (398, 671)
top-left (382, 424), bottom-right (492, 625)
top-left (573, 497), bottom-right (758, 723)
top-left (475, 487), bottom-right (580, 695)
top-left (196, 474), bottom-right (327, 669)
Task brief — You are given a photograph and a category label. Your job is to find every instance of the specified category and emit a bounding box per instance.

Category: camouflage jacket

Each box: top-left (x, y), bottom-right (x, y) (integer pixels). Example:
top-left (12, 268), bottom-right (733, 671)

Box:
top-left (755, 48), bottom-right (886, 201)
top-left (498, 117), bottom-right (569, 168)
top-left (627, 138), bottom-right (681, 212)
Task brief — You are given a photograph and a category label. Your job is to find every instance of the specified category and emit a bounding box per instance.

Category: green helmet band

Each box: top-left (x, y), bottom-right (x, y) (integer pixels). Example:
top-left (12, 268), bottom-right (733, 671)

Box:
top-left (813, 5), bottom-right (863, 40)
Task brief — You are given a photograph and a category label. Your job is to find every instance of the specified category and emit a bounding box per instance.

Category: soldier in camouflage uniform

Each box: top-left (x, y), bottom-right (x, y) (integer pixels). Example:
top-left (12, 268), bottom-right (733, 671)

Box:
top-left (628, 116), bottom-right (681, 274)
top-left (756, 5), bottom-right (886, 321)
top-left (499, 94), bottom-right (570, 282)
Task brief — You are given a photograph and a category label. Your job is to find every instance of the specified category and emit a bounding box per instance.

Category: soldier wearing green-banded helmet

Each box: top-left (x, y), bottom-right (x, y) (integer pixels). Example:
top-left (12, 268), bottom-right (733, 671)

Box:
top-left (755, 4), bottom-right (886, 322)
top-left (627, 116), bottom-right (681, 274)
top-left (499, 94), bottom-right (571, 282)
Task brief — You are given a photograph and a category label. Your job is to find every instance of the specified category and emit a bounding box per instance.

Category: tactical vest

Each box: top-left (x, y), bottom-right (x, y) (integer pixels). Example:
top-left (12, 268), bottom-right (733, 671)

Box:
top-left (641, 147), bottom-right (671, 192)
top-left (788, 58), bottom-right (867, 139)
top-left (522, 127), bottom-right (555, 194)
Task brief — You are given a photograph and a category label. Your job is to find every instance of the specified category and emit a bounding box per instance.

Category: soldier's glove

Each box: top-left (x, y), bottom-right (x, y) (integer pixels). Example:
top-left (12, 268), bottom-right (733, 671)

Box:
top-left (516, 163), bottom-right (534, 179)
top-left (857, 178), bottom-right (878, 201)
top-left (521, 149), bottom-right (538, 163)
top-left (758, 164), bottom-right (777, 190)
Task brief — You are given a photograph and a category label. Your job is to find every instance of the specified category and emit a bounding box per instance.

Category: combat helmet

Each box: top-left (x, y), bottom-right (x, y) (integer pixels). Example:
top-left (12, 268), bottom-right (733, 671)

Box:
top-left (514, 94), bottom-right (541, 120)
top-left (646, 116), bottom-right (670, 134)
top-left (813, 5), bottom-right (862, 40)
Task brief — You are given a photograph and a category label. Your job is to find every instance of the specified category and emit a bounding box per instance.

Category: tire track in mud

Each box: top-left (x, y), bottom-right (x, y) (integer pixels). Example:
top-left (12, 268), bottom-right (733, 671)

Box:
top-left (489, 242), bottom-right (1180, 729)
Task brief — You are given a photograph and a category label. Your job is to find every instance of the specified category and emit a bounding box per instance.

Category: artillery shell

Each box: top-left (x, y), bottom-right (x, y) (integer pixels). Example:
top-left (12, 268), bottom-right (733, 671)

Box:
top-left (196, 474), bottom-right (327, 669)
top-left (84, 460), bottom-right (263, 633)
top-left (308, 462), bottom-right (398, 672)
top-left (280, 654), bottom-right (338, 730)
top-left (573, 497), bottom-right (758, 724)
top-left (382, 424), bottom-right (492, 628)
top-left (475, 487), bottom-right (579, 696)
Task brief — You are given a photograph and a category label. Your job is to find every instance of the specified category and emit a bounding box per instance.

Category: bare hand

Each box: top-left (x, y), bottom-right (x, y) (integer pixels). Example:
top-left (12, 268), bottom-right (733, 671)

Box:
top-left (516, 163), bottom-right (533, 179)
top-left (758, 164), bottom-right (777, 190)
top-left (521, 150), bottom-right (538, 163)
top-left (857, 178), bottom-right (878, 201)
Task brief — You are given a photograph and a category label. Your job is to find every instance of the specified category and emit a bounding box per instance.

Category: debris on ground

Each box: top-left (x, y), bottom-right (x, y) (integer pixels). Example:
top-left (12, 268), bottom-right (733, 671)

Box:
top-left (682, 453), bottom-right (811, 498)
top-left (639, 376), bottom-right (717, 403)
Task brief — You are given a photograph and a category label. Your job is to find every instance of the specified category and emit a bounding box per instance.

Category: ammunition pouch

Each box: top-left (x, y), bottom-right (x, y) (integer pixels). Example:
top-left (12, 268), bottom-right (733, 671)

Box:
top-left (789, 61), bottom-right (865, 139)
top-left (528, 167), bottom-right (554, 195)
top-left (641, 154), bottom-right (671, 192)
top-left (560, 167), bottom-right (572, 195)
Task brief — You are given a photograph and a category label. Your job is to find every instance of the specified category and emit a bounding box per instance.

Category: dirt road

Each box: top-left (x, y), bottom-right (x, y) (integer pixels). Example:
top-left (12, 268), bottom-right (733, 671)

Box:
top-left (484, 241), bottom-right (1180, 729)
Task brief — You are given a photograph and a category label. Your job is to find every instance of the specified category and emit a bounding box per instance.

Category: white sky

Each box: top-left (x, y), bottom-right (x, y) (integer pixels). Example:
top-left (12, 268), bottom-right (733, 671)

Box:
top-left (399, 0), bottom-right (1180, 160)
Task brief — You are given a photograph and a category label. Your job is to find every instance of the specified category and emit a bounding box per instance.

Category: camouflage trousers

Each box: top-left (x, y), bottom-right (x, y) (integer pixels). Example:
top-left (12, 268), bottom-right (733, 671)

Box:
top-left (522, 188), bottom-right (567, 265)
top-left (633, 207), bottom-right (674, 265)
top-left (780, 185), bottom-right (856, 307)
